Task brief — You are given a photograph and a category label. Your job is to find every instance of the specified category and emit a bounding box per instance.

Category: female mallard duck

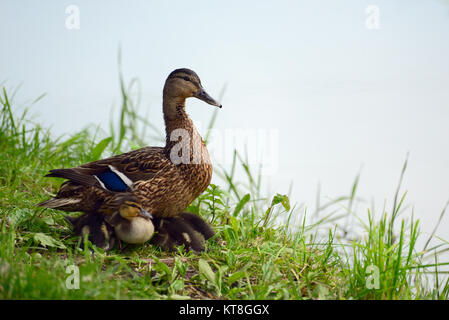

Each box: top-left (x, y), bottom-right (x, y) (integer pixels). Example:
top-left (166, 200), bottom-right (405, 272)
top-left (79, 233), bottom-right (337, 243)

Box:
top-left (38, 68), bottom-right (220, 250)
top-left (66, 193), bottom-right (154, 250)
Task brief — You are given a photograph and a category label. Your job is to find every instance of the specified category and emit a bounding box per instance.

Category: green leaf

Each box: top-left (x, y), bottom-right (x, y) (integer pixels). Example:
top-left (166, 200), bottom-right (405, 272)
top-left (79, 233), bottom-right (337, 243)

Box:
top-left (314, 284), bottom-right (330, 300)
top-left (227, 271), bottom-right (246, 285)
top-left (90, 137), bottom-right (112, 161)
top-left (154, 259), bottom-right (171, 277)
top-left (33, 233), bottom-right (66, 249)
top-left (281, 196), bottom-right (290, 211)
top-left (7, 208), bottom-right (32, 227)
top-left (272, 194), bottom-right (290, 211)
top-left (233, 193), bottom-right (250, 217)
top-left (41, 216), bottom-right (55, 226)
top-left (198, 259), bottom-right (216, 284)
top-left (170, 279), bottom-right (184, 292)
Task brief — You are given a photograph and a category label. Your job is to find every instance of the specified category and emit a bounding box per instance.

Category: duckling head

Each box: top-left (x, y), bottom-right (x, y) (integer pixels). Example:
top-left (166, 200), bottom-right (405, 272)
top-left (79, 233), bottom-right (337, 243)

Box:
top-left (163, 68), bottom-right (222, 108)
top-left (116, 199), bottom-right (155, 244)
top-left (119, 200), bottom-right (153, 221)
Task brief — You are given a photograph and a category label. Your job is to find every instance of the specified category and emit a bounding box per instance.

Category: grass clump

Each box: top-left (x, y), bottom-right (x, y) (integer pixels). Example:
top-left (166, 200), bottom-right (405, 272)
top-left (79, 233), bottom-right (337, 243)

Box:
top-left (0, 76), bottom-right (448, 300)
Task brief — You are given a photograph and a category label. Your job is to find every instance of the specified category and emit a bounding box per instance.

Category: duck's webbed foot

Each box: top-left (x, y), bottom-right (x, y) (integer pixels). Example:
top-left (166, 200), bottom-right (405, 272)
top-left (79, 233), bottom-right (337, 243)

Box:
top-left (150, 212), bottom-right (215, 252)
top-left (65, 213), bottom-right (115, 251)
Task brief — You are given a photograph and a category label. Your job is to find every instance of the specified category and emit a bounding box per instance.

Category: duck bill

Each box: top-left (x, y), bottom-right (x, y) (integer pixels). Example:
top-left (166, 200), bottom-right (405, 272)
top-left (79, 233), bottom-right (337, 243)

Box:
top-left (195, 88), bottom-right (222, 108)
top-left (138, 209), bottom-right (153, 220)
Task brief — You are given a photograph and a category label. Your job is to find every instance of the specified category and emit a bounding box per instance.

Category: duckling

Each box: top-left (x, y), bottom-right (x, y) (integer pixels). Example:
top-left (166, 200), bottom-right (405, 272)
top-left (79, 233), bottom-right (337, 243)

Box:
top-left (65, 211), bottom-right (115, 251)
top-left (67, 209), bottom-right (214, 252)
top-left (38, 68), bottom-right (222, 221)
top-left (151, 212), bottom-right (215, 252)
top-left (99, 193), bottom-right (154, 246)
top-left (66, 193), bottom-right (154, 250)
top-left (67, 210), bottom-right (214, 252)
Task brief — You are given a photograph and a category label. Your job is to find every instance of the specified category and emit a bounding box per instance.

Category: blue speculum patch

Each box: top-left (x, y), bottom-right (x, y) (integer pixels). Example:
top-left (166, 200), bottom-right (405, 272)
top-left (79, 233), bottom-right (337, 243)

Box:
top-left (95, 170), bottom-right (129, 192)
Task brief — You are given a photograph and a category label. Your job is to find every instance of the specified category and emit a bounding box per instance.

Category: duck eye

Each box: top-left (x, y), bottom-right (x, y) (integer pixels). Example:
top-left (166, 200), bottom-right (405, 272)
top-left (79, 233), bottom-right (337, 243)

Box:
top-left (183, 77), bottom-right (190, 82)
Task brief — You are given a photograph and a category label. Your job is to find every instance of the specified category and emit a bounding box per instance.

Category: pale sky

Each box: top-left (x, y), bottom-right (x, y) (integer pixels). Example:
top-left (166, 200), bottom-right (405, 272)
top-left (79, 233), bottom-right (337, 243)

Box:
top-left (1, 0), bottom-right (448, 245)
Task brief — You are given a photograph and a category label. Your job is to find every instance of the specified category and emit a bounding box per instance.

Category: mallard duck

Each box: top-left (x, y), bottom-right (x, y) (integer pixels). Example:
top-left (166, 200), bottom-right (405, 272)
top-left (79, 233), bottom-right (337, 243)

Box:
top-left (66, 193), bottom-right (154, 250)
top-left (38, 68), bottom-right (221, 250)
top-left (38, 68), bottom-right (221, 217)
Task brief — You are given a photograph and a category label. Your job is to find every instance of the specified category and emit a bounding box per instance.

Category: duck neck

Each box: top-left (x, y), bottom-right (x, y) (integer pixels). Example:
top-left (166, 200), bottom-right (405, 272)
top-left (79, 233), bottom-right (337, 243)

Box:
top-left (163, 94), bottom-right (188, 122)
top-left (162, 95), bottom-right (208, 167)
top-left (163, 95), bottom-right (194, 154)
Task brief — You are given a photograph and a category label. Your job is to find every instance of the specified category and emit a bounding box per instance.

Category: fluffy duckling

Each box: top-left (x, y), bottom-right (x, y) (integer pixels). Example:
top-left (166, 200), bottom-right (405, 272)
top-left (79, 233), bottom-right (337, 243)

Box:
top-left (66, 193), bottom-right (154, 250)
top-left (99, 193), bottom-right (154, 246)
top-left (65, 211), bottom-right (115, 251)
top-left (66, 209), bottom-right (214, 252)
top-left (151, 212), bottom-right (215, 252)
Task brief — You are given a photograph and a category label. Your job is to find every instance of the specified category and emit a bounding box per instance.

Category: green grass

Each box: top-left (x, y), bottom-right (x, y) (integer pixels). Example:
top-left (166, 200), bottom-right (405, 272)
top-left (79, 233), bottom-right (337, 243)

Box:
top-left (0, 76), bottom-right (448, 300)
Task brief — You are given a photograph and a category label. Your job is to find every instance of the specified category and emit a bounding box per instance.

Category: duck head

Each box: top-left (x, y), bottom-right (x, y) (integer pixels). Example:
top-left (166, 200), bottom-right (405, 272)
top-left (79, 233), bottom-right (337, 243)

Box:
top-left (163, 69), bottom-right (222, 113)
top-left (119, 200), bottom-right (153, 221)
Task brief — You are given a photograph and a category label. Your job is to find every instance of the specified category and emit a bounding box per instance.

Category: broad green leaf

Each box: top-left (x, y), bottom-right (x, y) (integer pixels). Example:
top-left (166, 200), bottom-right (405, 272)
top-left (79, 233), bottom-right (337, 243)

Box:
top-left (7, 208), bottom-right (32, 227)
top-left (233, 193), bottom-right (250, 217)
top-left (272, 194), bottom-right (290, 211)
top-left (227, 271), bottom-right (246, 285)
top-left (91, 137), bottom-right (112, 161)
top-left (170, 279), bottom-right (184, 292)
top-left (281, 195), bottom-right (290, 211)
top-left (33, 232), bottom-right (66, 249)
top-left (41, 216), bottom-right (55, 226)
top-left (198, 259), bottom-right (216, 284)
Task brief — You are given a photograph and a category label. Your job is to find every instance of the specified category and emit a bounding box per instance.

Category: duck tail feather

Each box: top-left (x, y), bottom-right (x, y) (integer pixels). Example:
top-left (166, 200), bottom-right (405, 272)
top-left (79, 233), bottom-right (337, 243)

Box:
top-left (37, 197), bottom-right (81, 209)
top-left (45, 169), bottom-right (98, 187)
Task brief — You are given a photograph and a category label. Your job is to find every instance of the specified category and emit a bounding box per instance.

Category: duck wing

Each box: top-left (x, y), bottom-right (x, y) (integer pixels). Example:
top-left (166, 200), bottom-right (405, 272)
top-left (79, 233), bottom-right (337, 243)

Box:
top-left (45, 147), bottom-right (169, 192)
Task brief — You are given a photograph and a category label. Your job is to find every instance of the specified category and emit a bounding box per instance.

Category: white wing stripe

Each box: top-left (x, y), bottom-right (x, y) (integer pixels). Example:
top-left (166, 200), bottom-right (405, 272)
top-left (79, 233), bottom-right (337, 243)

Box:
top-left (108, 165), bottom-right (134, 189)
top-left (94, 175), bottom-right (107, 189)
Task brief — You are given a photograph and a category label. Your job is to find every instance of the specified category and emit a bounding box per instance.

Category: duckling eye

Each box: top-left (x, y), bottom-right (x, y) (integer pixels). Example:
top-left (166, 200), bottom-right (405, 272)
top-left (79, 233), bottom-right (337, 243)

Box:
top-left (183, 77), bottom-right (190, 82)
top-left (124, 201), bottom-right (139, 208)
